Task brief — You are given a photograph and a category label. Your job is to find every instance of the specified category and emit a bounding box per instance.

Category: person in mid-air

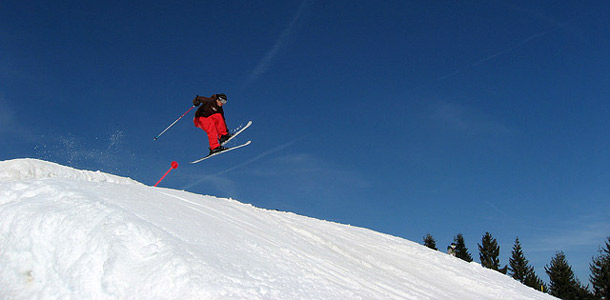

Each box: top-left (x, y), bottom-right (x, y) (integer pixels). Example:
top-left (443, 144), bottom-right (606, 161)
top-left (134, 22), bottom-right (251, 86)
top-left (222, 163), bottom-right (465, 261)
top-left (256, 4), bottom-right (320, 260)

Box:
top-left (192, 93), bottom-right (232, 155)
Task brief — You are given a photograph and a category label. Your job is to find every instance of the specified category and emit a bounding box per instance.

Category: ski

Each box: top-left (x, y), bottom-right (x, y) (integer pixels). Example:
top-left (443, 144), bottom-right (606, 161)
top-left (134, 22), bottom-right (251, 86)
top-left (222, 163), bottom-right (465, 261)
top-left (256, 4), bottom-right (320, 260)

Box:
top-left (221, 121), bottom-right (252, 146)
top-left (190, 141), bottom-right (252, 164)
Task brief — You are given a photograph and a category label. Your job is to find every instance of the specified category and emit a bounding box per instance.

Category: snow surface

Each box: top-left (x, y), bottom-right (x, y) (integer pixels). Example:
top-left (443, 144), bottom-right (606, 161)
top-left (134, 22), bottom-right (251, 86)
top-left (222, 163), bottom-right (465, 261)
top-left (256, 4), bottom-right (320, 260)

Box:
top-left (0, 158), bottom-right (557, 299)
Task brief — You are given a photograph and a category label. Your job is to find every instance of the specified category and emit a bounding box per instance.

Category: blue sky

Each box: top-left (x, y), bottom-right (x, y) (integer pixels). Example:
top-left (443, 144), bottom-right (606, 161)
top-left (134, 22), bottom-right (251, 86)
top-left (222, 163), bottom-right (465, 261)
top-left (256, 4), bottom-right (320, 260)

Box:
top-left (2, 0), bottom-right (608, 284)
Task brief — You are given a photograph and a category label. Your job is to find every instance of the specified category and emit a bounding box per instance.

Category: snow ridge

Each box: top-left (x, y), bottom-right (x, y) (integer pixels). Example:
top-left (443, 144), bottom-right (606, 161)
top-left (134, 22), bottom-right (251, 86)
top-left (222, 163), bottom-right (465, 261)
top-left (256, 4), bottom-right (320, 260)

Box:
top-left (0, 158), bottom-right (557, 299)
top-left (0, 158), bottom-right (140, 185)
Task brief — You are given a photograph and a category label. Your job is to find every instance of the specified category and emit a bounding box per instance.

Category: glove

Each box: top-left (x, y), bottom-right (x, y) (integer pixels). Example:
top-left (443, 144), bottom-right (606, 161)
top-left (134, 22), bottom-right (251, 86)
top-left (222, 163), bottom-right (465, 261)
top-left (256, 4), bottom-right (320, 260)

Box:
top-left (192, 95), bottom-right (200, 107)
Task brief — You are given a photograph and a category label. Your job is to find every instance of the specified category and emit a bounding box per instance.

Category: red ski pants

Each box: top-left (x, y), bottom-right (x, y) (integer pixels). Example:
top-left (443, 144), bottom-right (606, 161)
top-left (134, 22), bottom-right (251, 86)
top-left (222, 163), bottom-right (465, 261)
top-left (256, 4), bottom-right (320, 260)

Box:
top-left (194, 114), bottom-right (228, 149)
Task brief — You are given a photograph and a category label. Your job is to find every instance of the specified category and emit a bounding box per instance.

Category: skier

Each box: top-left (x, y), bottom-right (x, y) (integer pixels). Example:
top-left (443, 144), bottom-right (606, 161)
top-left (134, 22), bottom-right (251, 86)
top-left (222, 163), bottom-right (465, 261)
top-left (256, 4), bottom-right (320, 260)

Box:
top-left (447, 243), bottom-right (457, 256)
top-left (192, 94), bottom-right (232, 155)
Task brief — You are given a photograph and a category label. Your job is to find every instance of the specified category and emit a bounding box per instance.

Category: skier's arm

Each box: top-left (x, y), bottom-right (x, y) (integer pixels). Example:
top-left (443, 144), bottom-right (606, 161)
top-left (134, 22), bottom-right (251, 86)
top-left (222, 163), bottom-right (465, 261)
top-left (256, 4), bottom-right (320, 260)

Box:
top-left (192, 95), bottom-right (212, 107)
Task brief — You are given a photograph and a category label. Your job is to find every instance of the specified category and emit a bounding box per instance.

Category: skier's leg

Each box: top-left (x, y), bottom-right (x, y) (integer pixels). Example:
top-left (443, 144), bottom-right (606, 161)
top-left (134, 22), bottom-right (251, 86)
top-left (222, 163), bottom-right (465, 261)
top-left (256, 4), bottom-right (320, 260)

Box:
top-left (210, 114), bottom-right (228, 136)
top-left (195, 117), bottom-right (220, 149)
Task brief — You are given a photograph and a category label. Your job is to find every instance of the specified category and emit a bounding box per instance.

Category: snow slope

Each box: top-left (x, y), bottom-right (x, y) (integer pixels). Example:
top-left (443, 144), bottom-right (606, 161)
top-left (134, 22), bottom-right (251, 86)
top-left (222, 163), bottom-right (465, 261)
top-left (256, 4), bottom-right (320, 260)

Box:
top-left (0, 158), bottom-right (556, 300)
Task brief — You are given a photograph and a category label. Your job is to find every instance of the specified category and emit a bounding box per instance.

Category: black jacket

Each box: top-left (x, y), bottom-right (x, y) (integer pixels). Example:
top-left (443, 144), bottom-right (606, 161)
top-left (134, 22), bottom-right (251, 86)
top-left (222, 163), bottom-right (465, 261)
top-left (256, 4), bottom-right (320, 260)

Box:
top-left (193, 95), bottom-right (225, 119)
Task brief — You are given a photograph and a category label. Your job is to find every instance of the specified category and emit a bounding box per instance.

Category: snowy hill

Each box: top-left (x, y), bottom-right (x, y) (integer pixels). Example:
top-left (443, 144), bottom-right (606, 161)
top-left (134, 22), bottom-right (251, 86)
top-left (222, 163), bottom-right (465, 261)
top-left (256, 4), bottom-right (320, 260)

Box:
top-left (0, 159), bottom-right (556, 299)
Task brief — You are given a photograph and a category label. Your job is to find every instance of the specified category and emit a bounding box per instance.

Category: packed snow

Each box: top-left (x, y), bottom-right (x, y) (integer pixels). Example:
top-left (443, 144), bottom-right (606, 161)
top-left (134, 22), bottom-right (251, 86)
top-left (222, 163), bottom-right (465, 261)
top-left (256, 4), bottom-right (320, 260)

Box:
top-left (0, 158), bottom-right (556, 299)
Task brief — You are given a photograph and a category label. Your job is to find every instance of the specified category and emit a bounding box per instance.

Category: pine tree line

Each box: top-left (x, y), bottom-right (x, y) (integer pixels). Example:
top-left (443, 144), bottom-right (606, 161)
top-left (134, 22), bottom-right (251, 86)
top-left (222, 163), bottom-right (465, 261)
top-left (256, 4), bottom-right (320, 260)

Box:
top-left (422, 233), bottom-right (610, 300)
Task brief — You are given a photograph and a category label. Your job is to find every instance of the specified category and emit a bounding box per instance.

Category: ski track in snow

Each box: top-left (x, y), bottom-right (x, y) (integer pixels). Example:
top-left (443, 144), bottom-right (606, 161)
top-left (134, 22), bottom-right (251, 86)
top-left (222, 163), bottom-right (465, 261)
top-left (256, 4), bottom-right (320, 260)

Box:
top-left (164, 191), bottom-right (417, 298)
top-left (0, 158), bottom-right (558, 299)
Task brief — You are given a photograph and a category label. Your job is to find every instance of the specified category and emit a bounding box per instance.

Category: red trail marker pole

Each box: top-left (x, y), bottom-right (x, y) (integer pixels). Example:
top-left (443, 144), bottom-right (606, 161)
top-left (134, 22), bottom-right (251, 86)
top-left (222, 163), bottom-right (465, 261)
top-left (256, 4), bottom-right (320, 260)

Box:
top-left (154, 161), bottom-right (179, 187)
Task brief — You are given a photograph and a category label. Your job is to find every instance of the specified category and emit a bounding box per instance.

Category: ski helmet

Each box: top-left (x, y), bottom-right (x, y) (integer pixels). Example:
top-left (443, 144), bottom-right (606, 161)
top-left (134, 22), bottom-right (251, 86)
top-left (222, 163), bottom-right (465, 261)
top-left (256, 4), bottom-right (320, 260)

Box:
top-left (217, 93), bottom-right (227, 104)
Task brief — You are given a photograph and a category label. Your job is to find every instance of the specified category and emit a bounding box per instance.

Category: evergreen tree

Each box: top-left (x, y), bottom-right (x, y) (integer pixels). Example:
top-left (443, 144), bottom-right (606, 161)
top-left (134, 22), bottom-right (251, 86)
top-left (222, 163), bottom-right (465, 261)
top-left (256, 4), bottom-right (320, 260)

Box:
top-left (509, 236), bottom-right (545, 291)
top-left (545, 251), bottom-right (587, 300)
top-left (590, 237), bottom-right (610, 299)
top-left (478, 232), bottom-right (507, 274)
top-left (523, 272), bottom-right (547, 293)
top-left (509, 237), bottom-right (531, 281)
top-left (423, 233), bottom-right (438, 250)
top-left (454, 233), bottom-right (473, 262)
top-left (576, 286), bottom-right (597, 300)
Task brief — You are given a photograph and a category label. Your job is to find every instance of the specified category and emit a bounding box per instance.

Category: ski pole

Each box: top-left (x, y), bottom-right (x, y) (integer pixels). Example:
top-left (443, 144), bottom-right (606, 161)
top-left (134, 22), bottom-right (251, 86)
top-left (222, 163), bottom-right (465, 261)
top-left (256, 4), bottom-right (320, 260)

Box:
top-left (153, 105), bottom-right (196, 140)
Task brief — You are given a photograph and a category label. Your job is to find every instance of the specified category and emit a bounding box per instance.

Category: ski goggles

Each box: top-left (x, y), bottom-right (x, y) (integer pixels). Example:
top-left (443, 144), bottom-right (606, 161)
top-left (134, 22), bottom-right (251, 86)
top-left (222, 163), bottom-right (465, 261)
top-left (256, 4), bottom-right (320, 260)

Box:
top-left (218, 97), bottom-right (227, 104)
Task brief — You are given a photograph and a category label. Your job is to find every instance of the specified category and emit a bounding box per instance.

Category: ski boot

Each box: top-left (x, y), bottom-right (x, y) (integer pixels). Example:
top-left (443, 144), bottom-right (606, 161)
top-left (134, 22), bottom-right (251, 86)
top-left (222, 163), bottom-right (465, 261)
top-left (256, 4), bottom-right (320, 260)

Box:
top-left (219, 133), bottom-right (232, 145)
top-left (209, 145), bottom-right (228, 155)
